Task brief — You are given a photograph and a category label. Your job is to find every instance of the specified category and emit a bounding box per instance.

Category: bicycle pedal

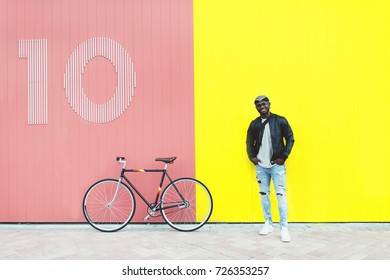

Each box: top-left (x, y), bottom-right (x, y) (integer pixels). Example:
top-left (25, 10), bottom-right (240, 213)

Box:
top-left (144, 215), bottom-right (150, 221)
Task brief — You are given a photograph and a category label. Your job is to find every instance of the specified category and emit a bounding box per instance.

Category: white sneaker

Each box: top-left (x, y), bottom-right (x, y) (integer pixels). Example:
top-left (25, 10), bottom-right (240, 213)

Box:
top-left (259, 222), bottom-right (274, 235)
top-left (280, 227), bottom-right (291, 242)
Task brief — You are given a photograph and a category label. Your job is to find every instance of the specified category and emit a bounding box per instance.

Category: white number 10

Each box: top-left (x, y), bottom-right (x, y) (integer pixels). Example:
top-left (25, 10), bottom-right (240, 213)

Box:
top-left (19, 37), bottom-right (136, 125)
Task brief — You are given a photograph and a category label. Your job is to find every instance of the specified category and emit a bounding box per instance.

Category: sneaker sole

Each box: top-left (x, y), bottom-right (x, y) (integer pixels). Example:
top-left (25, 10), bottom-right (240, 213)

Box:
top-left (259, 228), bottom-right (274, 235)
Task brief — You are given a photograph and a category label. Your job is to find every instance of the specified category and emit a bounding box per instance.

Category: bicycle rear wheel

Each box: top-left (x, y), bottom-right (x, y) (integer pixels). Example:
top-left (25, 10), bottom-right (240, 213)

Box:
top-left (161, 178), bottom-right (213, 232)
top-left (83, 179), bottom-right (136, 232)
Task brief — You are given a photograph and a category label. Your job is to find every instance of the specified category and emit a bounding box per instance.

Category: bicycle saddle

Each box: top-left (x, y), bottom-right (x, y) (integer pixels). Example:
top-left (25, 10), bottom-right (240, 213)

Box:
top-left (155, 157), bottom-right (177, 164)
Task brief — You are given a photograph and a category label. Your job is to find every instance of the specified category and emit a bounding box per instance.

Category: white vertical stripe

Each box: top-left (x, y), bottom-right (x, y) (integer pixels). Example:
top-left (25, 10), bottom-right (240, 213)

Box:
top-left (38, 39), bottom-right (41, 124)
top-left (44, 39), bottom-right (48, 123)
top-left (27, 41), bottom-right (31, 124)
top-left (80, 44), bottom-right (83, 118)
top-left (119, 43), bottom-right (123, 115)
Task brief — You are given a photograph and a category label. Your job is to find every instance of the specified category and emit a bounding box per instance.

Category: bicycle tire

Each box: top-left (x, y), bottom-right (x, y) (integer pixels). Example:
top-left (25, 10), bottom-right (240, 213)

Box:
top-left (161, 178), bottom-right (213, 232)
top-left (82, 179), bottom-right (136, 232)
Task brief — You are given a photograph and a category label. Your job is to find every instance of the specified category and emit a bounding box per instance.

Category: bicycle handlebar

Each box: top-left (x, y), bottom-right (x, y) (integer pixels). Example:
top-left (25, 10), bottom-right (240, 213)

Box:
top-left (116, 156), bottom-right (127, 168)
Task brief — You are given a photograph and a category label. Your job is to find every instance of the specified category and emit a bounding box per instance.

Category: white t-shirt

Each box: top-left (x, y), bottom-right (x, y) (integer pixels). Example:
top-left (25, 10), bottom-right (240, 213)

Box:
top-left (257, 118), bottom-right (274, 168)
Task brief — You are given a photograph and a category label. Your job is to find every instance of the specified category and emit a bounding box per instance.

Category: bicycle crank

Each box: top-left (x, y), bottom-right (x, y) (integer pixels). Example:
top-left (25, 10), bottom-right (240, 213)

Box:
top-left (144, 203), bottom-right (161, 220)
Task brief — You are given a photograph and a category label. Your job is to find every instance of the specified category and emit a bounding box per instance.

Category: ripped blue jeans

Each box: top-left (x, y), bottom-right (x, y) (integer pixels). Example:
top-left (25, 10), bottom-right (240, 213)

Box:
top-left (256, 164), bottom-right (288, 228)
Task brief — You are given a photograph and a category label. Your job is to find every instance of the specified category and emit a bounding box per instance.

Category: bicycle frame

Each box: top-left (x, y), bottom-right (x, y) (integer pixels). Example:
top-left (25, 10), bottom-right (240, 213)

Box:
top-left (112, 160), bottom-right (186, 216)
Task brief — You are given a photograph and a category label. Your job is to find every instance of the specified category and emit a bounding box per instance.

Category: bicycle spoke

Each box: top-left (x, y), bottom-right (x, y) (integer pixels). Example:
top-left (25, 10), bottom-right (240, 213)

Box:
top-left (83, 179), bottom-right (135, 232)
top-left (161, 178), bottom-right (212, 231)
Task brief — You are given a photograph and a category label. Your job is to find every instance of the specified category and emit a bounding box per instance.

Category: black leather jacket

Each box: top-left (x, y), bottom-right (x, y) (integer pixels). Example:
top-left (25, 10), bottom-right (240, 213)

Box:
top-left (246, 113), bottom-right (294, 162)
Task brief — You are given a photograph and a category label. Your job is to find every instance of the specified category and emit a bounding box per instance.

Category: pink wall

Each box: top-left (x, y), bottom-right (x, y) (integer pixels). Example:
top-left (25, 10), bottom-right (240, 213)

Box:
top-left (0, 0), bottom-right (194, 222)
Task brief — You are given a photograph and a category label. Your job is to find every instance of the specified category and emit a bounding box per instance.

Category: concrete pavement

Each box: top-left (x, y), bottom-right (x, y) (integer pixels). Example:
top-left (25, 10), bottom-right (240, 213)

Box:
top-left (0, 223), bottom-right (389, 260)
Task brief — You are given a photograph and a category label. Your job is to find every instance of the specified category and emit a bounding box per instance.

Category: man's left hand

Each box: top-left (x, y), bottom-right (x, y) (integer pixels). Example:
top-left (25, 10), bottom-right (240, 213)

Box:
top-left (272, 158), bottom-right (285, 165)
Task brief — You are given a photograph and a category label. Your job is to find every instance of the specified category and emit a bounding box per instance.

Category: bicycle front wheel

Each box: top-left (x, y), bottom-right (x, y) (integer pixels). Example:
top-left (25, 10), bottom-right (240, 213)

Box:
top-left (161, 178), bottom-right (213, 232)
top-left (83, 179), bottom-right (136, 232)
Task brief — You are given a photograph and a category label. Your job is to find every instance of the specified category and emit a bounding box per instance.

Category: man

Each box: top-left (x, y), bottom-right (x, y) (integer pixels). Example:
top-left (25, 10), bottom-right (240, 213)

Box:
top-left (246, 95), bottom-right (294, 242)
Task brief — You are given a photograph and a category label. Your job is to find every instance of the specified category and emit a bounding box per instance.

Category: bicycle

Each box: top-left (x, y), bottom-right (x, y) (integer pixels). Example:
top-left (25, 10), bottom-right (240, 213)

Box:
top-left (82, 156), bottom-right (213, 232)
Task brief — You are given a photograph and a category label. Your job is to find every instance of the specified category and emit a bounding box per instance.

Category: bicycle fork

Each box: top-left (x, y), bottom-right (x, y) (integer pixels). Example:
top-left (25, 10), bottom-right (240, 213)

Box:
top-left (107, 179), bottom-right (123, 207)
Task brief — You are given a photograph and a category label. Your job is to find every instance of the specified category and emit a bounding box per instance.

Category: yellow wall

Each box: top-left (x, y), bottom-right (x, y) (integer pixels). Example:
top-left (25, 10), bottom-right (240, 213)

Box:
top-left (194, 0), bottom-right (390, 222)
